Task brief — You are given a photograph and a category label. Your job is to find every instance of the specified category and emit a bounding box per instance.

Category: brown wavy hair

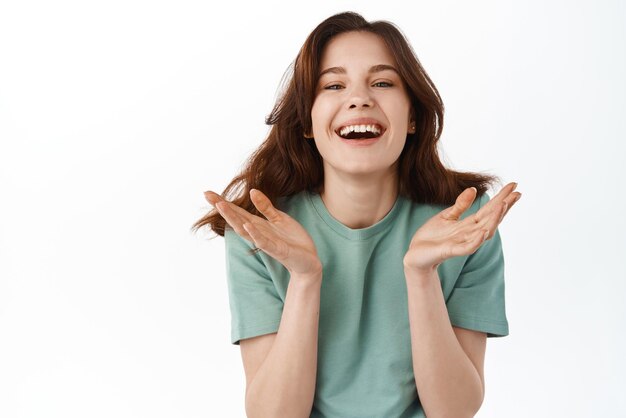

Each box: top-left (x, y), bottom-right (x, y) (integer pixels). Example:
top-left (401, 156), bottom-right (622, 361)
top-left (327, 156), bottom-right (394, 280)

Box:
top-left (191, 11), bottom-right (499, 237)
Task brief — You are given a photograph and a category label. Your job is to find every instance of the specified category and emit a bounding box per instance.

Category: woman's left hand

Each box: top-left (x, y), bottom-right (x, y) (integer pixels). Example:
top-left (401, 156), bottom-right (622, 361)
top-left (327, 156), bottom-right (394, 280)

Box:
top-left (403, 182), bottom-right (522, 276)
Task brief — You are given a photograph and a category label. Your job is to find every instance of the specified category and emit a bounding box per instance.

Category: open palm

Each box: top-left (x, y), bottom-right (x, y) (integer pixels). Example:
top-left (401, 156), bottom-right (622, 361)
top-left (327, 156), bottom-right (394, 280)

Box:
top-left (205, 189), bottom-right (323, 279)
top-left (403, 182), bottom-right (522, 275)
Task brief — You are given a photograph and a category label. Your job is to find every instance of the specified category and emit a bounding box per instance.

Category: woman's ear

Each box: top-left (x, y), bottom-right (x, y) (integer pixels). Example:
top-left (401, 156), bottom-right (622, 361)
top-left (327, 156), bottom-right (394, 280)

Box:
top-left (302, 123), bottom-right (313, 139)
top-left (408, 114), bottom-right (416, 134)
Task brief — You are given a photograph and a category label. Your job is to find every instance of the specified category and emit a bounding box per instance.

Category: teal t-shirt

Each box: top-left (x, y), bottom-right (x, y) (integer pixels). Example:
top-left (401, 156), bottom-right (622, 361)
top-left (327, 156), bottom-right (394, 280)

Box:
top-left (224, 189), bottom-right (509, 418)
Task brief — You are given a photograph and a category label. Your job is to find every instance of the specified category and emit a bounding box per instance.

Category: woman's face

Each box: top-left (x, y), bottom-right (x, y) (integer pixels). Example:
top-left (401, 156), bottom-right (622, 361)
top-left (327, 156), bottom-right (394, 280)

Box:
top-left (310, 30), bottom-right (414, 178)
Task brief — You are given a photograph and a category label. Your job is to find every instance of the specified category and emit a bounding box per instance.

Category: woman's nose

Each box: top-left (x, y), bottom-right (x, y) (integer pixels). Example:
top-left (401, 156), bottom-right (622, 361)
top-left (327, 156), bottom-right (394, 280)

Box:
top-left (347, 85), bottom-right (373, 108)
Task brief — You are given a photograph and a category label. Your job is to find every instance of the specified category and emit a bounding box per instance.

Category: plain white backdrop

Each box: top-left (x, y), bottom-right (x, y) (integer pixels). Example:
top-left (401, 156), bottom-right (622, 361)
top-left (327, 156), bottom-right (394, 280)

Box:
top-left (1, 0), bottom-right (625, 417)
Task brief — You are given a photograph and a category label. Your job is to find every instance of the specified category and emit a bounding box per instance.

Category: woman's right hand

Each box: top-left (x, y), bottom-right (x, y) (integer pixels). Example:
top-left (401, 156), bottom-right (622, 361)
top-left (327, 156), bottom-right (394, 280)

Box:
top-left (204, 189), bottom-right (323, 281)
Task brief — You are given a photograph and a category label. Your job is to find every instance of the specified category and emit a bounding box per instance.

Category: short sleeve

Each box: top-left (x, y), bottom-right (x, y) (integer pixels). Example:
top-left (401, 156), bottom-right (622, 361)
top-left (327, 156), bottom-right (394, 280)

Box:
top-left (446, 192), bottom-right (510, 338)
top-left (224, 227), bottom-right (283, 345)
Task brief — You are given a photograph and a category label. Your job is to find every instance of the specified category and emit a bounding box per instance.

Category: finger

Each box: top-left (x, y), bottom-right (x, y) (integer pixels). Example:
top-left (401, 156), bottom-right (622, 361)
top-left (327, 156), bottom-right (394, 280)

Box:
top-left (475, 197), bottom-right (508, 240)
top-left (215, 202), bottom-right (253, 241)
top-left (242, 213), bottom-right (280, 240)
top-left (487, 201), bottom-right (508, 237)
top-left (207, 190), bottom-right (279, 228)
top-left (496, 181), bottom-right (518, 200)
top-left (441, 187), bottom-right (478, 221)
top-left (211, 195), bottom-right (281, 244)
top-left (204, 190), bottom-right (224, 206)
top-left (217, 199), bottom-right (261, 226)
top-left (502, 192), bottom-right (522, 219)
top-left (479, 182), bottom-right (518, 215)
top-left (242, 222), bottom-right (285, 260)
top-left (489, 201), bottom-right (509, 230)
top-left (493, 191), bottom-right (522, 229)
top-left (463, 182), bottom-right (519, 228)
top-left (225, 204), bottom-right (283, 245)
top-left (204, 192), bottom-right (253, 239)
top-left (250, 189), bottom-right (282, 223)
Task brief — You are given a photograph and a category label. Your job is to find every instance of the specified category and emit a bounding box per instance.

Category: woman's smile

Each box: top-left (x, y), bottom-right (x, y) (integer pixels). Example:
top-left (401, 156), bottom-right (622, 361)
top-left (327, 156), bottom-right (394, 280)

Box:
top-left (334, 116), bottom-right (387, 146)
top-left (335, 128), bottom-right (385, 147)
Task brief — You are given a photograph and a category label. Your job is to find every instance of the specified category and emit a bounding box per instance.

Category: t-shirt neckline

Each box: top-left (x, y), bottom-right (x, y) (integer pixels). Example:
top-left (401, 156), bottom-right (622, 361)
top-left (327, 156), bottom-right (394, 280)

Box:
top-left (306, 190), bottom-right (404, 241)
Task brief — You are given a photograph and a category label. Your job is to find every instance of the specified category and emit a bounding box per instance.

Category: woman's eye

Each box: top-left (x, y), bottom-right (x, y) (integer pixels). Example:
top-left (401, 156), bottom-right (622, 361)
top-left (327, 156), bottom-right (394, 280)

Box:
top-left (323, 82), bottom-right (392, 90)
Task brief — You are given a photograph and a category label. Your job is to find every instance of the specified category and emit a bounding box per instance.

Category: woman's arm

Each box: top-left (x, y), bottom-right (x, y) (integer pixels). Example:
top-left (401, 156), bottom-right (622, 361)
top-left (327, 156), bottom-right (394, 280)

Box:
top-left (402, 183), bottom-right (521, 417)
top-left (405, 268), bottom-right (485, 418)
top-left (205, 189), bottom-right (324, 418)
top-left (244, 270), bottom-right (322, 418)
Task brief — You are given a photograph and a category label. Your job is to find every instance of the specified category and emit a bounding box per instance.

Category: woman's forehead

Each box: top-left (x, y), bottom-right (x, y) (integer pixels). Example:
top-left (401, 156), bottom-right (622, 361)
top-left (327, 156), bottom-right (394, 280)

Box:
top-left (319, 31), bottom-right (396, 70)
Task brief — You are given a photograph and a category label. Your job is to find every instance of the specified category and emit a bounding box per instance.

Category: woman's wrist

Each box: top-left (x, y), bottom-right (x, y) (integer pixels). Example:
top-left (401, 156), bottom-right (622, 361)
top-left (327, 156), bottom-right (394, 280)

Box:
top-left (289, 262), bottom-right (323, 284)
top-left (404, 263), bottom-right (439, 284)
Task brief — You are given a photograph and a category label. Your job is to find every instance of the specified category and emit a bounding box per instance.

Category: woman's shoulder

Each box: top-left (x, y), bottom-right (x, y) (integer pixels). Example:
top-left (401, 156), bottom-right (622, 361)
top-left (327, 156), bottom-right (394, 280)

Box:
top-left (274, 189), bottom-right (311, 212)
top-left (400, 190), bottom-right (487, 220)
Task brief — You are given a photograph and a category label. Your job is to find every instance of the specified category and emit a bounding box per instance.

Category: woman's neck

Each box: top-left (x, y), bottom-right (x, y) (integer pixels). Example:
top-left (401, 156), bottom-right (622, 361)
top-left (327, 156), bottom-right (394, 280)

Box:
top-left (319, 167), bottom-right (399, 230)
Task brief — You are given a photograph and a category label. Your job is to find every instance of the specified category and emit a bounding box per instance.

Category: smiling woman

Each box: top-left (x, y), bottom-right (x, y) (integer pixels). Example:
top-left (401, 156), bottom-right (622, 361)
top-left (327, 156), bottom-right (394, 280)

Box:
top-left (310, 31), bottom-right (413, 196)
top-left (192, 10), bottom-right (521, 418)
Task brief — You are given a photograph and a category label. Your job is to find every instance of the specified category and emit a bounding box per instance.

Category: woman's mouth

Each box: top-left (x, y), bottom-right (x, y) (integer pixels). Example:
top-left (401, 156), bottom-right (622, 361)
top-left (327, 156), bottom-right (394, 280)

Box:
top-left (335, 123), bottom-right (385, 140)
top-left (334, 124), bottom-right (385, 147)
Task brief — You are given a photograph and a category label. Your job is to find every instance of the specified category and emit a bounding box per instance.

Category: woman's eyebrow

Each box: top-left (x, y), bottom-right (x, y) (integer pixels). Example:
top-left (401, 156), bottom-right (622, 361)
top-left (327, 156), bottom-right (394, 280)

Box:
top-left (318, 64), bottom-right (399, 78)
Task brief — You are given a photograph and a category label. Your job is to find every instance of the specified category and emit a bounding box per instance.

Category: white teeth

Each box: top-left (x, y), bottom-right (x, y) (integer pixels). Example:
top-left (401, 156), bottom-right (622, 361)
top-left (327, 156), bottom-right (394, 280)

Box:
top-left (338, 124), bottom-right (382, 137)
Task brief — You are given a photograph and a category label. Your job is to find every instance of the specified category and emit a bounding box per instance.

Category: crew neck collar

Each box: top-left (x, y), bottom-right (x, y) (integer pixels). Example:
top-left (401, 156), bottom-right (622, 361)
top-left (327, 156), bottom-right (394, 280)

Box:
top-left (306, 190), bottom-right (404, 240)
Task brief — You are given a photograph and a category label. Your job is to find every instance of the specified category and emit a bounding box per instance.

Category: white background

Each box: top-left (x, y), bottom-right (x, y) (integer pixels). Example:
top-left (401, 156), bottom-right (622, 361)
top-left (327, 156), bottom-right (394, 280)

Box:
top-left (1, 0), bottom-right (625, 417)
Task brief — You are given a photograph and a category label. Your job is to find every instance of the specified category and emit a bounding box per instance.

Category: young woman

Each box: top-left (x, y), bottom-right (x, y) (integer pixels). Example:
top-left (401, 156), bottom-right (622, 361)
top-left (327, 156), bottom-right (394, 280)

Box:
top-left (193, 11), bottom-right (521, 418)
